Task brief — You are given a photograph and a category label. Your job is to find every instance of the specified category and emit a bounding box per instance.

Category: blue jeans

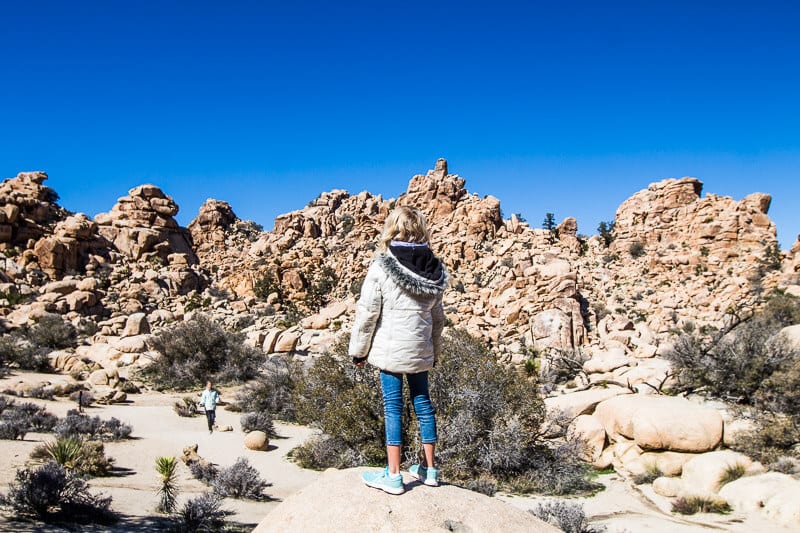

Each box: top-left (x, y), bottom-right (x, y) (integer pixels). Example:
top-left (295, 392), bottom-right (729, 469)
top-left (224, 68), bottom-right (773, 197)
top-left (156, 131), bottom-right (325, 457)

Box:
top-left (380, 370), bottom-right (437, 446)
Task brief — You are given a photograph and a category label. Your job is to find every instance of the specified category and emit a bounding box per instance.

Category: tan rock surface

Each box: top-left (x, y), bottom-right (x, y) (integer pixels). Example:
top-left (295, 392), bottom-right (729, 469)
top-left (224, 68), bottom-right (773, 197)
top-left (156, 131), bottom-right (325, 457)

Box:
top-left (595, 395), bottom-right (723, 452)
top-left (253, 467), bottom-right (560, 533)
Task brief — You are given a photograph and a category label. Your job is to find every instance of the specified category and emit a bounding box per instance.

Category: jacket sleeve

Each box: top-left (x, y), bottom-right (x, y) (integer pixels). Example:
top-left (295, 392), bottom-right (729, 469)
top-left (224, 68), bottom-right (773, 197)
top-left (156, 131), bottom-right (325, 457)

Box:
top-left (431, 293), bottom-right (445, 361)
top-left (348, 264), bottom-right (383, 358)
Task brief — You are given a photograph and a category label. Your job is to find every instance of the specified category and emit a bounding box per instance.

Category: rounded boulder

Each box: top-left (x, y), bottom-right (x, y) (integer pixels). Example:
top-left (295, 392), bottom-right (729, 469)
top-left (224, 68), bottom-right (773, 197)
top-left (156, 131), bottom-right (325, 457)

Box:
top-left (244, 430), bottom-right (269, 451)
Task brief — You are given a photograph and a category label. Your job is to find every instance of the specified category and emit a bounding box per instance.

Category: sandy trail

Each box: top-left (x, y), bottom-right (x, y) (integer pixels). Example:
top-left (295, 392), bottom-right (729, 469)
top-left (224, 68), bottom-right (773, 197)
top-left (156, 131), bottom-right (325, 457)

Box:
top-left (0, 373), bottom-right (319, 531)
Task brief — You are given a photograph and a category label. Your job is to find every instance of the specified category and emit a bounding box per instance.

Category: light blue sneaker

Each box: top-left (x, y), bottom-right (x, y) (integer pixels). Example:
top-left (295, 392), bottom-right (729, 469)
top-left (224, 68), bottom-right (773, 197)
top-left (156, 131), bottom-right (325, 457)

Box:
top-left (361, 467), bottom-right (405, 495)
top-left (409, 464), bottom-right (439, 486)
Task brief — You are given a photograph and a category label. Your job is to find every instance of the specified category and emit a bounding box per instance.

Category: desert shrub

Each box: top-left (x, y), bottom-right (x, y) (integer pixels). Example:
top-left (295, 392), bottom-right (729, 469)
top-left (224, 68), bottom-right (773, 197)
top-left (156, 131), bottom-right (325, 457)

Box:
top-left (511, 439), bottom-right (599, 495)
top-left (463, 477), bottom-right (497, 496)
top-left (54, 410), bottom-right (132, 441)
top-left (291, 329), bottom-right (594, 495)
top-left (253, 271), bottom-right (282, 301)
top-left (633, 463), bottom-right (663, 485)
top-left (27, 386), bottom-right (55, 400)
top-left (139, 314), bottom-right (262, 390)
top-left (304, 265), bottom-right (338, 312)
top-left (174, 397), bottom-right (197, 417)
top-left (0, 335), bottom-right (50, 371)
top-left (537, 348), bottom-right (591, 394)
top-left (628, 240), bottom-right (645, 258)
top-left (718, 463), bottom-right (746, 487)
top-left (189, 461), bottom-right (219, 485)
top-left (240, 411), bottom-right (276, 437)
top-left (531, 500), bottom-right (605, 533)
top-left (2, 461), bottom-right (115, 524)
top-left (667, 317), bottom-right (796, 402)
top-left (31, 438), bottom-right (114, 477)
top-left (667, 292), bottom-right (800, 459)
top-left (293, 341), bottom-right (386, 468)
top-left (0, 397), bottom-right (58, 439)
top-left (672, 496), bottom-right (731, 515)
top-left (211, 457), bottom-right (271, 500)
top-left (155, 456), bottom-right (179, 514)
top-left (291, 434), bottom-right (365, 470)
top-left (770, 456), bottom-right (800, 475)
top-left (27, 315), bottom-right (77, 350)
top-left (732, 414), bottom-right (800, 465)
top-left (234, 355), bottom-right (297, 421)
top-left (172, 493), bottom-right (231, 533)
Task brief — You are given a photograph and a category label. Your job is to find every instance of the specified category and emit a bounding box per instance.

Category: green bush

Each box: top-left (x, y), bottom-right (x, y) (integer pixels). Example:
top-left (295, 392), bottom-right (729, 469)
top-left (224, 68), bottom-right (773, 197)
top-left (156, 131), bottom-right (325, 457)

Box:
top-left (1, 461), bottom-right (115, 524)
top-left (139, 314), bottom-right (262, 390)
top-left (304, 265), bottom-right (338, 312)
top-left (31, 437), bottom-right (114, 477)
top-left (628, 240), bottom-right (645, 258)
top-left (291, 329), bottom-right (596, 495)
top-left (253, 271), bottom-right (282, 301)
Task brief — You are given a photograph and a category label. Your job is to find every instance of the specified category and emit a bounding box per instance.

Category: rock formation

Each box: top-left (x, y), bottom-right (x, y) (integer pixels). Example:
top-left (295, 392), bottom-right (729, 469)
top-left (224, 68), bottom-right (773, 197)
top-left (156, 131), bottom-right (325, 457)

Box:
top-left (95, 184), bottom-right (197, 265)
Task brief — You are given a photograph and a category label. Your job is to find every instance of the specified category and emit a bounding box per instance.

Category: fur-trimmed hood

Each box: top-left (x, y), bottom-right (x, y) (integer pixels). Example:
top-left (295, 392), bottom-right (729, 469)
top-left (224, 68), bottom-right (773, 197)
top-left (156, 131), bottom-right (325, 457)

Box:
top-left (376, 250), bottom-right (449, 296)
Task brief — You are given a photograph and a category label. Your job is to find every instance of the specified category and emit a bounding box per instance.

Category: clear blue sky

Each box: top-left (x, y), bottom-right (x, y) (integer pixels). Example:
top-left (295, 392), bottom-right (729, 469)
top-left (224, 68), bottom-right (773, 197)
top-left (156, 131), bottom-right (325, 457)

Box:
top-left (2, 1), bottom-right (799, 248)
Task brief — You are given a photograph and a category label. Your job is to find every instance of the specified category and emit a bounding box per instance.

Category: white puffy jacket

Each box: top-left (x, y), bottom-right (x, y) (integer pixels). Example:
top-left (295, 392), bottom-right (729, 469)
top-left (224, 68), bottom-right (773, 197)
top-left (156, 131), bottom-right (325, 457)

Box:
top-left (348, 250), bottom-right (448, 374)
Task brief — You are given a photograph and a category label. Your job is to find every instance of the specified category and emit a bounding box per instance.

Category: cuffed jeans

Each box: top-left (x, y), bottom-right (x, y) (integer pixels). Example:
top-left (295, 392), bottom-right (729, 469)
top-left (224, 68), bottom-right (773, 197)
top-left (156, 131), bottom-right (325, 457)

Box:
top-left (380, 370), bottom-right (437, 446)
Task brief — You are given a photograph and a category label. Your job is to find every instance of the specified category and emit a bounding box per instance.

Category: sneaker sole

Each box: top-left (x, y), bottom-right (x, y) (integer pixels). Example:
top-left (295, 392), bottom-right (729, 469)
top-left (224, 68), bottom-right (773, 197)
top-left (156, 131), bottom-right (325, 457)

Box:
top-left (363, 479), bottom-right (405, 495)
top-left (409, 471), bottom-right (439, 487)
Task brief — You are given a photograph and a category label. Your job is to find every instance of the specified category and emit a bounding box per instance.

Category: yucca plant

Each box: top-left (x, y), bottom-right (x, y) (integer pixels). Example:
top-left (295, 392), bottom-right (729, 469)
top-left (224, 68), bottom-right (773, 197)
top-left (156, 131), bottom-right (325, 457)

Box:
top-left (155, 456), bottom-right (179, 514)
top-left (38, 437), bottom-right (83, 471)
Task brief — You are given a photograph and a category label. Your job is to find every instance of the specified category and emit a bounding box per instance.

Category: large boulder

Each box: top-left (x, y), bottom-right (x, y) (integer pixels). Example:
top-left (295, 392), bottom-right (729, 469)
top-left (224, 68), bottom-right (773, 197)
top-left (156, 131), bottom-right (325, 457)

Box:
top-left (594, 395), bottom-right (723, 452)
top-left (680, 450), bottom-right (762, 495)
top-left (720, 472), bottom-right (800, 528)
top-left (252, 467), bottom-right (560, 533)
top-left (544, 387), bottom-right (629, 420)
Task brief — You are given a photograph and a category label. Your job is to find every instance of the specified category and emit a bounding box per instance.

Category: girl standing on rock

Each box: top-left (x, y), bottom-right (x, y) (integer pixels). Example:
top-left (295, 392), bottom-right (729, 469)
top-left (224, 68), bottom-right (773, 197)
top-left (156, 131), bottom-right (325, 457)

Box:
top-left (349, 206), bottom-right (449, 495)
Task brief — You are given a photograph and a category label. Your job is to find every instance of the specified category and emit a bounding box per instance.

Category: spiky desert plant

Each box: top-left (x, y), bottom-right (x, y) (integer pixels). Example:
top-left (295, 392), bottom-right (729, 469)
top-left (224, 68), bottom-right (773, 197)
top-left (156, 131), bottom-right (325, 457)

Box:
top-left (41, 437), bottom-right (83, 471)
top-left (155, 456), bottom-right (179, 514)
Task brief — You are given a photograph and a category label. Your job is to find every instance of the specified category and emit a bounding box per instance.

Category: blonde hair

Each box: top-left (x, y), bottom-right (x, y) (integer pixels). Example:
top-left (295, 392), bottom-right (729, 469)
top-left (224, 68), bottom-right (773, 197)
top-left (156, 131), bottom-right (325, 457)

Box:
top-left (379, 206), bottom-right (431, 251)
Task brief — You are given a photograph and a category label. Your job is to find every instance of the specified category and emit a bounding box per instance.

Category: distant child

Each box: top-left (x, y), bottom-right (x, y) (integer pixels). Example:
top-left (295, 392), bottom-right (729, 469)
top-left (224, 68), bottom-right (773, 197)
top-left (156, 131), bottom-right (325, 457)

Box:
top-left (349, 206), bottom-right (449, 495)
top-left (199, 380), bottom-right (220, 434)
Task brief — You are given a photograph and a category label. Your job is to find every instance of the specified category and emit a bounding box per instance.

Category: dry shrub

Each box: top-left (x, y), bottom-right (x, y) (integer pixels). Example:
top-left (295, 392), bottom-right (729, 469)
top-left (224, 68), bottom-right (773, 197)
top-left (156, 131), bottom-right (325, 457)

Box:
top-left (0, 396), bottom-right (58, 440)
top-left (1, 461), bottom-right (115, 524)
top-left (139, 314), bottom-right (262, 390)
top-left (291, 329), bottom-right (596, 495)
top-left (672, 496), bottom-right (731, 515)
top-left (172, 493), bottom-right (231, 532)
top-left (531, 500), bottom-right (605, 533)
top-left (54, 409), bottom-right (132, 441)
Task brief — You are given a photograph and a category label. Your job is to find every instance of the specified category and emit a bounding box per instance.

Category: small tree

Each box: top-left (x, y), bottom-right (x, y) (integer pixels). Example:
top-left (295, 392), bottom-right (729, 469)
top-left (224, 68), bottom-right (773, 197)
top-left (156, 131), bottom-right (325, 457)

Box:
top-left (597, 220), bottom-right (615, 247)
top-left (542, 212), bottom-right (558, 239)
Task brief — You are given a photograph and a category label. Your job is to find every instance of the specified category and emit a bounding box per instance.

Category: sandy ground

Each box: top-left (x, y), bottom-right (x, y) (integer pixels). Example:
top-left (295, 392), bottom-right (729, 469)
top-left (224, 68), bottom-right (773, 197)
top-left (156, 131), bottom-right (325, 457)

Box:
top-left (0, 371), bottom-right (319, 532)
top-left (1, 371), bottom-right (798, 532)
